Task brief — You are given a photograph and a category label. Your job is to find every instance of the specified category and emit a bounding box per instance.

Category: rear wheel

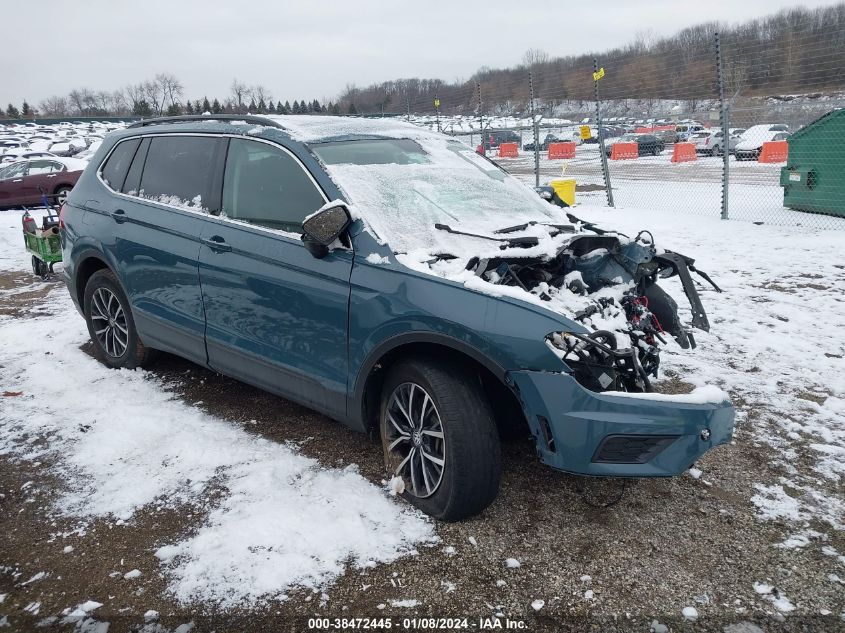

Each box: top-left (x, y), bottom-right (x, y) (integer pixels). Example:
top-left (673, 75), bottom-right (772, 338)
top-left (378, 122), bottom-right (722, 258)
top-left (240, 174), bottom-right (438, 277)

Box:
top-left (54, 186), bottom-right (72, 205)
top-left (380, 358), bottom-right (501, 521)
top-left (83, 269), bottom-right (157, 369)
top-left (31, 256), bottom-right (47, 277)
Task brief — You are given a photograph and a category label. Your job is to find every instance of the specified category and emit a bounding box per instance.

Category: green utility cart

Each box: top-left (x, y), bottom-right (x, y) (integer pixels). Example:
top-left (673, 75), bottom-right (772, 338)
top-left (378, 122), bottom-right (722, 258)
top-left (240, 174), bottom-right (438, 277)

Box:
top-left (780, 108), bottom-right (845, 218)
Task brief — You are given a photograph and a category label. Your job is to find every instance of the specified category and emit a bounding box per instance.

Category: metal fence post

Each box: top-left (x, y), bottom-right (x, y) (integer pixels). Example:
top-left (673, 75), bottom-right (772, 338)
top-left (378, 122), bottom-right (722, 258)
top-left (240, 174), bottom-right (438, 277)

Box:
top-left (594, 58), bottom-right (614, 207)
top-left (529, 71), bottom-right (540, 188)
top-left (476, 81), bottom-right (484, 151)
top-left (715, 31), bottom-right (730, 220)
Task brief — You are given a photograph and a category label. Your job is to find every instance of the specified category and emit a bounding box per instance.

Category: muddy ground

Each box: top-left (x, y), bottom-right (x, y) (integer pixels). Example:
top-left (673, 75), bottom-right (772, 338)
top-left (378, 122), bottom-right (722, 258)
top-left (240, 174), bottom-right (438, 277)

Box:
top-left (1, 271), bottom-right (843, 633)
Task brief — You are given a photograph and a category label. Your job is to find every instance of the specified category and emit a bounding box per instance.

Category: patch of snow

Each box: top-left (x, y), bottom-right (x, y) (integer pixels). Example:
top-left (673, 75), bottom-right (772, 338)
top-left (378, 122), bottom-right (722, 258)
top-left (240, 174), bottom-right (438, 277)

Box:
top-left (390, 599), bottom-right (419, 608)
top-left (63, 545), bottom-right (74, 553)
top-left (688, 467), bottom-right (703, 479)
top-left (682, 606), bottom-right (699, 621)
top-left (649, 621), bottom-right (669, 633)
top-left (468, 536), bottom-right (478, 547)
top-left (505, 558), bottom-right (520, 569)
top-left (531, 599), bottom-right (545, 611)
top-left (0, 283), bottom-right (435, 607)
top-left (123, 569), bottom-right (142, 580)
top-left (365, 253), bottom-right (389, 265)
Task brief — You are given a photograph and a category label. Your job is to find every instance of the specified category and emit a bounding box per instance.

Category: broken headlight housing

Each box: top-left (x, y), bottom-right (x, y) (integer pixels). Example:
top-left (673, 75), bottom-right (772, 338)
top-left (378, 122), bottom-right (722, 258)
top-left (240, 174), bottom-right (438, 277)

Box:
top-left (546, 331), bottom-right (653, 393)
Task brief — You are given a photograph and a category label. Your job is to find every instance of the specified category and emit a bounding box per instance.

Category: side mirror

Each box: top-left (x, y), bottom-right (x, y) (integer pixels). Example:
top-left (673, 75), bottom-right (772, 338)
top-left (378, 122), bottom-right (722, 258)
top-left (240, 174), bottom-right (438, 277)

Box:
top-left (301, 201), bottom-right (352, 258)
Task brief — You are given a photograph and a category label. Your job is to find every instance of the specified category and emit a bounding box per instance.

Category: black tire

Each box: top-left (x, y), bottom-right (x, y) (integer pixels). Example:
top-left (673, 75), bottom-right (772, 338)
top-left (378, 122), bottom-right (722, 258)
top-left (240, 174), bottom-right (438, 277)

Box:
top-left (54, 186), bottom-right (72, 205)
top-left (83, 268), bottom-right (157, 369)
top-left (32, 256), bottom-right (47, 277)
top-left (380, 358), bottom-right (501, 521)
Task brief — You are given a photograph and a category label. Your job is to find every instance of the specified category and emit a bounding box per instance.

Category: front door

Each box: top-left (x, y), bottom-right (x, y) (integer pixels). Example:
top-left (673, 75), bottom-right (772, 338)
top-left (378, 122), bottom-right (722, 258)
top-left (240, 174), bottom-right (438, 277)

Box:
top-left (198, 137), bottom-right (352, 419)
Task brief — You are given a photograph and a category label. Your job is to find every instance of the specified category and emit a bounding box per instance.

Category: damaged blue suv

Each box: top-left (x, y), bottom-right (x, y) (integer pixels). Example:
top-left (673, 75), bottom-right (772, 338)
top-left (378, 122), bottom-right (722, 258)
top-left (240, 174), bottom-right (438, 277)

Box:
top-left (61, 115), bottom-right (734, 520)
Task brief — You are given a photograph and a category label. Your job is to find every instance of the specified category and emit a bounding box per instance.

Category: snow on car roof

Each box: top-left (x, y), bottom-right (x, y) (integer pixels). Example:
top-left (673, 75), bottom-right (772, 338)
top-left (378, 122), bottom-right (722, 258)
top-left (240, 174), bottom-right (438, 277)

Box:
top-left (264, 115), bottom-right (439, 143)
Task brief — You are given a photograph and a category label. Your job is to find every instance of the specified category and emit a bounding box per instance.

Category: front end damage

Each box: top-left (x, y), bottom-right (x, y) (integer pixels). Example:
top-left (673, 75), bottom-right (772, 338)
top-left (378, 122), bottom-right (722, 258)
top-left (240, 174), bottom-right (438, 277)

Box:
top-left (466, 213), bottom-right (723, 394)
top-left (460, 213), bottom-right (734, 475)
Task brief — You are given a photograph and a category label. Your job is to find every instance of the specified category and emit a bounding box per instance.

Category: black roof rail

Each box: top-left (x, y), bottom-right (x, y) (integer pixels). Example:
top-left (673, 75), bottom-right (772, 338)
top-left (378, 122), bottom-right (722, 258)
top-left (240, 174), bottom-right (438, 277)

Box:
top-left (127, 114), bottom-right (284, 129)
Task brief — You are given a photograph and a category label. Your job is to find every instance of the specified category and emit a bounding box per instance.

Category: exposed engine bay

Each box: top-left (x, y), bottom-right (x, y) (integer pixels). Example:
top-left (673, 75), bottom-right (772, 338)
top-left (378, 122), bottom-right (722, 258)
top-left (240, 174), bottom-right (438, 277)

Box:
top-left (459, 213), bottom-right (722, 394)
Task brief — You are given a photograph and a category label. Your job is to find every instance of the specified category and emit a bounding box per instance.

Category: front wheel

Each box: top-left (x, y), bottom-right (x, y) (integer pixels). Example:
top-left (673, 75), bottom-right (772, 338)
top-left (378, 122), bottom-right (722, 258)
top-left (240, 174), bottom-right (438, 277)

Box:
top-left (380, 358), bottom-right (501, 521)
top-left (83, 269), bottom-right (157, 369)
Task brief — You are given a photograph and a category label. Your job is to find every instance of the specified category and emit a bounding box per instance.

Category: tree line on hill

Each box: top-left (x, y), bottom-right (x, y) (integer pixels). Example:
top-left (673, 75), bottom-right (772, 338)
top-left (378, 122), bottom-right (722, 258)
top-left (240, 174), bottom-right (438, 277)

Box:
top-left (336, 4), bottom-right (845, 116)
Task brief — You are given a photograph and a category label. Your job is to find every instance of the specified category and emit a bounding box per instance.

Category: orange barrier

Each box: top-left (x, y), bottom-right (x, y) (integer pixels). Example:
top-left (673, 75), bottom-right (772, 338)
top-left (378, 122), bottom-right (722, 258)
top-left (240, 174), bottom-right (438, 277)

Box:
top-left (547, 142), bottom-right (576, 159)
top-left (671, 142), bottom-right (697, 163)
top-left (476, 144), bottom-right (486, 155)
top-left (498, 142), bottom-right (519, 158)
top-left (758, 140), bottom-right (788, 163)
top-left (610, 142), bottom-right (638, 160)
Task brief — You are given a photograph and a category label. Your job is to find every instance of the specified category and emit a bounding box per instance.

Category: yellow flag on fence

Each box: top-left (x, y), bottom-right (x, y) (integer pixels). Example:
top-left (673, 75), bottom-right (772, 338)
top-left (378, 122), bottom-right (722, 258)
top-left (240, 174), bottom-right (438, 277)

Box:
top-left (592, 67), bottom-right (605, 81)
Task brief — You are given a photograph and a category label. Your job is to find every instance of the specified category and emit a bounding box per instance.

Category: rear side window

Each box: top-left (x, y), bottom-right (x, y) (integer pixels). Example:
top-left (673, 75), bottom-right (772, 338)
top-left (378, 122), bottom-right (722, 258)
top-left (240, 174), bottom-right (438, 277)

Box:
top-left (100, 139), bottom-right (141, 191)
top-left (221, 139), bottom-right (325, 232)
top-left (122, 137), bottom-right (150, 195)
top-left (139, 136), bottom-right (219, 211)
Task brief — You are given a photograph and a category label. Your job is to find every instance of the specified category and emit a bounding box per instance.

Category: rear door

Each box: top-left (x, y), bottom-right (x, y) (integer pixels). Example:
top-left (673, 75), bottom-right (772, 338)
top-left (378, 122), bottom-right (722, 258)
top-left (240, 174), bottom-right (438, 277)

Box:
top-left (197, 137), bottom-right (352, 419)
top-left (19, 159), bottom-right (60, 203)
top-left (95, 134), bottom-right (225, 365)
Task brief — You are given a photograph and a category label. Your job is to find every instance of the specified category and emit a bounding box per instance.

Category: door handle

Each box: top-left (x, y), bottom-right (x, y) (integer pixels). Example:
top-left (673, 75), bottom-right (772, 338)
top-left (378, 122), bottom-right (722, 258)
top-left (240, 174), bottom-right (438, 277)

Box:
top-left (202, 235), bottom-right (232, 253)
top-left (12, 179), bottom-right (22, 183)
top-left (46, 174), bottom-right (57, 178)
top-left (110, 208), bottom-right (127, 223)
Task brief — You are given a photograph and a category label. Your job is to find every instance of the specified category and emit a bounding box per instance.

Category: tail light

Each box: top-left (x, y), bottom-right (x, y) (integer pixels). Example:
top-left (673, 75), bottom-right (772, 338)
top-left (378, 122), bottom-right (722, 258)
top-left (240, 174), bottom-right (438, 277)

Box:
top-left (58, 203), bottom-right (67, 230)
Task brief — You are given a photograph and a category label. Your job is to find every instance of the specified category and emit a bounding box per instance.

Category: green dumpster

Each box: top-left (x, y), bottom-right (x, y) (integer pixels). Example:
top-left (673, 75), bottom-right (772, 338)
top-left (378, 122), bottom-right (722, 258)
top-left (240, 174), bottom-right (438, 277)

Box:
top-left (780, 108), bottom-right (845, 218)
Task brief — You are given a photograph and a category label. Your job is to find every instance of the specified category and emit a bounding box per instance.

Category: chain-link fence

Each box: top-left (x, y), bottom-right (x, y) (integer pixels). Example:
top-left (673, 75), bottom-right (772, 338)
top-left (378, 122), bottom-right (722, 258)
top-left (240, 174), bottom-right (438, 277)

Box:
top-left (378, 7), bottom-right (845, 230)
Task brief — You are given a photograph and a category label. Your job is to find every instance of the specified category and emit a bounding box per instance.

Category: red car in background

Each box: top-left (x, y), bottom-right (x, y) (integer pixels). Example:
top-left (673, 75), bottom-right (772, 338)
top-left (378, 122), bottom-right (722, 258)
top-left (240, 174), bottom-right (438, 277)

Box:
top-left (0, 157), bottom-right (86, 209)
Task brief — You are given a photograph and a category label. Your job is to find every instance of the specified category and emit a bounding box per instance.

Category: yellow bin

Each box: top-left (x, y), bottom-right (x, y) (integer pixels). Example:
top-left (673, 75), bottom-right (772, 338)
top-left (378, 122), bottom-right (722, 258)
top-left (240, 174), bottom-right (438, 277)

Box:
top-left (550, 178), bottom-right (576, 207)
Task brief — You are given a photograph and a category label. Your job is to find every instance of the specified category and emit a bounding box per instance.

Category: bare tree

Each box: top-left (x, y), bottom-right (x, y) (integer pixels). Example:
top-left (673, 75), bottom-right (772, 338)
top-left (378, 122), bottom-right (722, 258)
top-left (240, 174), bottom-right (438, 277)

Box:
top-left (156, 72), bottom-right (184, 112)
top-left (143, 79), bottom-right (164, 116)
top-left (251, 84), bottom-right (273, 106)
top-left (230, 79), bottom-right (248, 112)
top-left (521, 48), bottom-right (550, 68)
top-left (39, 95), bottom-right (69, 117)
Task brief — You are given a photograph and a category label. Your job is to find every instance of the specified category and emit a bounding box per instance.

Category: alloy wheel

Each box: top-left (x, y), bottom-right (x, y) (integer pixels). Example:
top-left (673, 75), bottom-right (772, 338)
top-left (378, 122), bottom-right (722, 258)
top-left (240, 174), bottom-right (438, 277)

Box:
top-left (384, 382), bottom-right (446, 498)
top-left (90, 287), bottom-right (128, 358)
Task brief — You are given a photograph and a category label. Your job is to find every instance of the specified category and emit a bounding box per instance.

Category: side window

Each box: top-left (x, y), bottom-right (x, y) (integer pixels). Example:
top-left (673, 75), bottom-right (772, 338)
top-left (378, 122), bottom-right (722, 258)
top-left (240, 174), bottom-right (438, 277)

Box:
top-left (122, 137), bottom-right (150, 195)
top-left (1, 162), bottom-right (27, 179)
top-left (139, 136), bottom-right (219, 211)
top-left (27, 160), bottom-right (54, 175)
top-left (221, 138), bottom-right (325, 232)
top-left (100, 138), bottom-right (141, 191)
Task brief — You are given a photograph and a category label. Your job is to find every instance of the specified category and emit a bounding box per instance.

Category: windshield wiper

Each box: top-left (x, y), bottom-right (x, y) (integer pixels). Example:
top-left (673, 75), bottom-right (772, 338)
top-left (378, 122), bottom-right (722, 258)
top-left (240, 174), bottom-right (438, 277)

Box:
top-left (494, 221), bottom-right (576, 235)
top-left (434, 223), bottom-right (538, 248)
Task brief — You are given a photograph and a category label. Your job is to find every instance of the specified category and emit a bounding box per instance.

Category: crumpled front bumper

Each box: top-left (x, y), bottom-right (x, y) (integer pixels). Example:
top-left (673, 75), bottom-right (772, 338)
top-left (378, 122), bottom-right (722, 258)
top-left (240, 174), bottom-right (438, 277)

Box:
top-left (508, 370), bottom-right (734, 477)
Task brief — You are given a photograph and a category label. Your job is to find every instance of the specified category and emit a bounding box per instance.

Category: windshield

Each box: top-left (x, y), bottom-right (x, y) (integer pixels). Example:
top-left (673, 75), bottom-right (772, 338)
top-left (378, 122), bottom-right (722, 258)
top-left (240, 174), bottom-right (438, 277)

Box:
top-left (311, 137), bottom-right (556, 253)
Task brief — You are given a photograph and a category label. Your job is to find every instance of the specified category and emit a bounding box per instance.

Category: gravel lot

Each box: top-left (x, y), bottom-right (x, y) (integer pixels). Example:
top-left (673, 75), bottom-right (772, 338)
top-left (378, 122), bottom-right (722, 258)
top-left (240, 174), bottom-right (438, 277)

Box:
top-left (1, 208), bottom-right (844, 632)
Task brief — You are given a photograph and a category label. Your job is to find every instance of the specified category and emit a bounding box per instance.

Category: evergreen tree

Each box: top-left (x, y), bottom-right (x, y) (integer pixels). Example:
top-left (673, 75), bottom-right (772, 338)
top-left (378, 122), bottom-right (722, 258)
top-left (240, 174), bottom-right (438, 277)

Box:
top-left (211, 98), bottom-right (222, 114)
top-left (133, 100), bottom-right (152, 117)
top-left (312, 99), bottom-right (321, 113)
top-left (202, 97), bottom-right (211, 113)
top-left (185, 101), bottom-right (195, 114)
top-left (276, 100), bottom-right (284, 113)
top-left (195, 99), bottom-right (202, 113)
top-left (330, 102), bottom-right (341, 115)
top-left (284, 100), bottom-right (291, 114)
top-left (267, 101), bottom-right (276, 114)
top-left (21, 101), bottom-right (31, 117)
top-left (292, 100), bottom-right (300, 114)
top-left (306, 101), bottom-right (313, 113)
top-left (248, 98), bottom-right (257, 112)
top-left (257, 98), bottom-right (266, 113)
top-left (347, 102), bottom-right (357, 115)
top-left (6, 103), bottom-right (20, 118)
top-left (166, 103), bottom-right (182, 116)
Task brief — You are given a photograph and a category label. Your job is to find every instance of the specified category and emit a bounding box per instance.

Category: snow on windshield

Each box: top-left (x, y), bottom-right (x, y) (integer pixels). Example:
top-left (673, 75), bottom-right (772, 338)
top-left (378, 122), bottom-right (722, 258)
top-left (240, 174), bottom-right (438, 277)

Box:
top-left (312, 136), bottom-right (558, 253)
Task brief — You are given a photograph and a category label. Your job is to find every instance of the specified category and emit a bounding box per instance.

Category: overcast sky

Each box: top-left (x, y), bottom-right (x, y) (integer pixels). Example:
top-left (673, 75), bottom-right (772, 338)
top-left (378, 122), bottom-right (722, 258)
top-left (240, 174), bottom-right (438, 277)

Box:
top-left (4, 0), bottom-right (838, 107)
